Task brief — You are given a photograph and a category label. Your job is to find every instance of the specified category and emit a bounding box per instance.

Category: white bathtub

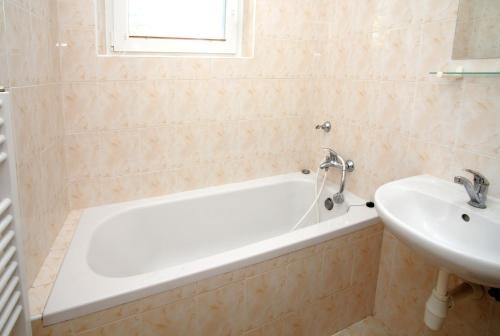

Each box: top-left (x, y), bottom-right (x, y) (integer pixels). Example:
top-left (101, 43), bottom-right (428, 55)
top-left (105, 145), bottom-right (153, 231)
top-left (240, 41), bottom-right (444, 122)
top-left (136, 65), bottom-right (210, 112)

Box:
top-left (44, 173), bottom-right (378, 324)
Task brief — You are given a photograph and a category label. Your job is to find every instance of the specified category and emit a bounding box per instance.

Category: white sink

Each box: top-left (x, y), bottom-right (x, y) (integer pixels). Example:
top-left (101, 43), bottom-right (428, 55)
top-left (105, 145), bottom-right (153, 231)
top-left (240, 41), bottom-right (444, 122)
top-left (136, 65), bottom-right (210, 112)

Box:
top-left (375, 175), bottom-right (500, 287)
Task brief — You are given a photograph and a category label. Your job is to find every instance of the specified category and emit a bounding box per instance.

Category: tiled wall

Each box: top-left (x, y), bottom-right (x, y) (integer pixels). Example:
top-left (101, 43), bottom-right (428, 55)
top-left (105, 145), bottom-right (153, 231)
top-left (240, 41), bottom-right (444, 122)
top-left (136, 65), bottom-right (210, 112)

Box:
top-left (312, 0), bottom-right (500, 335)
top-left (60, 0), bottom-right (333, 209)
top-left (0, 0), bottom-right (69, 286)
top-left (32, 223), bottom-right (383, 336)
top-left (376, 230), bottom-right (500, 336)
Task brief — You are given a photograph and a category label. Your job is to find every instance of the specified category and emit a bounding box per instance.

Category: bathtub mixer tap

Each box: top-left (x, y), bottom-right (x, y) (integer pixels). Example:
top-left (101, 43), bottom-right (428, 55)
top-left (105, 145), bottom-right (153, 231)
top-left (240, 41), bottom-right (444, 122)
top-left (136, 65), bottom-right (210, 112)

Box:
top-left (320, 148), bottom-right (354, 204)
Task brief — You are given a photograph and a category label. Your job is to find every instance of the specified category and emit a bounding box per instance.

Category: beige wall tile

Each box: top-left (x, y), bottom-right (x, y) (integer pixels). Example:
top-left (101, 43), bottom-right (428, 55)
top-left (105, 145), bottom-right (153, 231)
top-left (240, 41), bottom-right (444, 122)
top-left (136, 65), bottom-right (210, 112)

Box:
top-left (68, 177), bottom-right (102, 209)
top-left (2, 2), bottom-right (28, 55)
top-left (135, 80), bottom-right (174, 127)
top-left (417, 19), bottom-right (458, 79)
top-left (246, 266), bottom-right (287, 330)
top-left (411, 81), bottom-right (462, 146)
top-left (142, 298), bottom-right (197, 336)
top-left (139, 170), bottom-right (176, 198)
top-left (196, 281), bottom-right (246, 336)
top-left (379, 25), bottom-right (421, 81)
top-left (319, 242), bottom-right (353, 297)
top-left (60, 28), bottom-right (96, 82)
top-left (78, 315), bottom-right (142, 336)
top-left (352, 233), bottom-right (383, 286)
top-left (100, 130), bottom-right (140, 177)
top-left (373, 81), bottom-right (415, 134)
top-left (96, 81), bottom-right (140, 130)
top-left (57, 0), bottom-right (95, 29)
top-left (306, 293), bottom-right (345, 336)
top-left (196, 270), bottom-right (245, 294)
top-left (71, 301), bottom-right (141, 333)
top-left (62, 83), bottom-right (99, 133)
top-left (65, 133), bottom-right (100, 181)
top-left (457, 82), bottom-right (500, 157)
top-left (99, 175), bottom-right (143, 204)
top-left (285, 252), bottom-right (323, 312)
top-left (140, 283), bottom-right (197, 312)
top-left (375, 0), bottom-right (423, 31)
top-left (32, 318), bottom-right (74, 336)
top-left (244, 311), bottom-right (306, 336)
top-left (2, 0), bottom-right (70, 288)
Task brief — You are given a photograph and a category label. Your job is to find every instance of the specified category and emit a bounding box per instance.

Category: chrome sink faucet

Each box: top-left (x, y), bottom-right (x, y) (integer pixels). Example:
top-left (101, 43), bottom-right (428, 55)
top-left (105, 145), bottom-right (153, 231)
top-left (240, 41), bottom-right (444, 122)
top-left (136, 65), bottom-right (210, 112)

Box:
top-left (320, 148), bottom-right (354, 204)
top-left (454, 169), bottom-right (489, 209)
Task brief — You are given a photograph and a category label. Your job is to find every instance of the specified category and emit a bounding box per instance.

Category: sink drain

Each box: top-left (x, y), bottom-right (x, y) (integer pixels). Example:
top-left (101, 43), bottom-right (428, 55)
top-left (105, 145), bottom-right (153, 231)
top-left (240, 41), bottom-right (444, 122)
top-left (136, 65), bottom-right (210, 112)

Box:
top-left (462, 214), bottom-right (470, 222)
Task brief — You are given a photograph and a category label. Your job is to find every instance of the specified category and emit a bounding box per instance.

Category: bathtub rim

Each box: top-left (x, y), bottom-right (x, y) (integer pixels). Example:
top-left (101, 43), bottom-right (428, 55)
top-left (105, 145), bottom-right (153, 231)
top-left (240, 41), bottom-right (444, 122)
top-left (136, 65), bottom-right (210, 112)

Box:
top-left (43, 173), bottom-right (378, 325)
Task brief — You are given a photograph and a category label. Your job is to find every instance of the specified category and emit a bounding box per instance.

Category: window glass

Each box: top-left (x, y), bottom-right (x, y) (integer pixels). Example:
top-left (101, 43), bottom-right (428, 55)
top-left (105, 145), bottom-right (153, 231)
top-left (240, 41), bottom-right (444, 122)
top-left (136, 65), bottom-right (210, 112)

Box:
top-left (128, 0), bottom-right (227, 40)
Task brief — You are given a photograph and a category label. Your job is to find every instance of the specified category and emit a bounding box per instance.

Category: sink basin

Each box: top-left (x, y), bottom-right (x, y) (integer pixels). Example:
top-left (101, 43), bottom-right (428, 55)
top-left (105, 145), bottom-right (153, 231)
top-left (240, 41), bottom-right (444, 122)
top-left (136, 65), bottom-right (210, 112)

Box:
top-left (375, 175), bottom-right (500, 287)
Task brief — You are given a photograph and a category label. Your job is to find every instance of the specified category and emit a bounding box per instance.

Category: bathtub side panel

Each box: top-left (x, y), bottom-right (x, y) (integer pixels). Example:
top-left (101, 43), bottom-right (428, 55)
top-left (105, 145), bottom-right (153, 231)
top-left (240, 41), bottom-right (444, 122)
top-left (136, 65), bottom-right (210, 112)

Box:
top-left (33, 223), bottom-right (383, 336)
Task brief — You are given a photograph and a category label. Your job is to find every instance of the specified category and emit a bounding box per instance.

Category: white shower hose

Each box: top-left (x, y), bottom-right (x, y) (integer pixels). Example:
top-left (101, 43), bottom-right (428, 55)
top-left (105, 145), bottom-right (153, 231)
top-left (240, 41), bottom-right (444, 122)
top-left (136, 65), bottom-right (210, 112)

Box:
top-left (291, 168), bottom-right (327, 232)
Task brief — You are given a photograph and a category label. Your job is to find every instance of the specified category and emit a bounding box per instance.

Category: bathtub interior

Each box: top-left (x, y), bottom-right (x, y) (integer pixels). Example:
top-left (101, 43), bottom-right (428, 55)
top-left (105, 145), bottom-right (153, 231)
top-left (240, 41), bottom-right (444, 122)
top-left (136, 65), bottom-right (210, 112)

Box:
top-left (87, 176), bottom-right (349, 278)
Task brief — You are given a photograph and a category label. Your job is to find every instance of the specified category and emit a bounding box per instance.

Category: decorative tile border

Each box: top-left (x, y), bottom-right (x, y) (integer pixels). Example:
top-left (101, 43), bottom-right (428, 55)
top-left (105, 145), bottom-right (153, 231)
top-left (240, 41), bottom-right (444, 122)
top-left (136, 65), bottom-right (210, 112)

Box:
top-left (29, 210), bottom-right (83, 318)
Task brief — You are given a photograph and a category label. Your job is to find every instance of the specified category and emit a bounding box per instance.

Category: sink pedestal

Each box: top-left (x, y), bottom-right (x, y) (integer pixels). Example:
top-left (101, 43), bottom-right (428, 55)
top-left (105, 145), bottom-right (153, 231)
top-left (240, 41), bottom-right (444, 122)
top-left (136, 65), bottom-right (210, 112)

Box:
top-left (425, 269), bottom-right (450, 330)
top-left (425, 268), bottom-right (484, 330)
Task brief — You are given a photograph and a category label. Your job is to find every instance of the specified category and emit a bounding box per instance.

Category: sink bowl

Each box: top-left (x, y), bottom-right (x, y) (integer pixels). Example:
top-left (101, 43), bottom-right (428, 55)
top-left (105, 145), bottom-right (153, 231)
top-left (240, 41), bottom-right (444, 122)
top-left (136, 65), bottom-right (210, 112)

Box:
top-left (375, 175), bottom-right (500, 287)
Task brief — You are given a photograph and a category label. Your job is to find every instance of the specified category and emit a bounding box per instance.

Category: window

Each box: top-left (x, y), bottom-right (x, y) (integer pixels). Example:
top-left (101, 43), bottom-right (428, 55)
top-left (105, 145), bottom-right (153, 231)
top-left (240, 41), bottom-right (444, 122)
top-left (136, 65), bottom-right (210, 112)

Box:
top-left (110, 0), bottom-right (241, 54)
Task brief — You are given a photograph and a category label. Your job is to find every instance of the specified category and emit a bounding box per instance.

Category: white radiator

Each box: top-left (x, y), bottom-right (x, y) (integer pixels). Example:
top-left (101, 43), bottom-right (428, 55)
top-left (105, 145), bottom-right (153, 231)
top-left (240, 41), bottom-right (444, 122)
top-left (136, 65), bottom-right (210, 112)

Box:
top-left (0, 91), bottom-right (31, 336)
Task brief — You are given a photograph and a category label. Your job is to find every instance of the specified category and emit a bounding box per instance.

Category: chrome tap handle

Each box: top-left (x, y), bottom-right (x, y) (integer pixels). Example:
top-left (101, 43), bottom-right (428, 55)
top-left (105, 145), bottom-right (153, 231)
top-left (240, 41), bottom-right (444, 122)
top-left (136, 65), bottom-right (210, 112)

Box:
top-left (345, 160), bottom-right (355, 172)
top-left (315, 121), bottom-right (331, 133)
top-left (321, 147), bottom-right (336, 154)
top-left (464, 169), bottom-right (489, 187)
top-left (321, 147), bottom-right (337, 159)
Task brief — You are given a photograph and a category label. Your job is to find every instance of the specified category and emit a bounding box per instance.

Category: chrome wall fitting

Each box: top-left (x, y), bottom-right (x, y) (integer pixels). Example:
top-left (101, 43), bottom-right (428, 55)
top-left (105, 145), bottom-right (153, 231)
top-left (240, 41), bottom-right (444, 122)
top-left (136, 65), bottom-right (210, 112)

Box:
top-left (315, 121), bottom-right (331, 133)
top-left (345, 160), bottom-right (355, 172)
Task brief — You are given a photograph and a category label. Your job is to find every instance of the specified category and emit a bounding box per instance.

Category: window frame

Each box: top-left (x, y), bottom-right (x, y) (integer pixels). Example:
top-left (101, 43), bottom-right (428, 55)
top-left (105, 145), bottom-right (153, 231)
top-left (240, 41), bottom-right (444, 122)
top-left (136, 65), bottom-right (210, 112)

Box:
top-left (109, 0), bottom-right (241, 55)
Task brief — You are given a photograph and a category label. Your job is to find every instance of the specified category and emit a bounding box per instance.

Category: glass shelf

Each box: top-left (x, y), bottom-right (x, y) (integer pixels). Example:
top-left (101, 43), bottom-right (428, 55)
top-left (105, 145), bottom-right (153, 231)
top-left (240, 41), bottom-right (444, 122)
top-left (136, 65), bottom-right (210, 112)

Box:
top-left (429, 71), bottom-right (500, 77)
